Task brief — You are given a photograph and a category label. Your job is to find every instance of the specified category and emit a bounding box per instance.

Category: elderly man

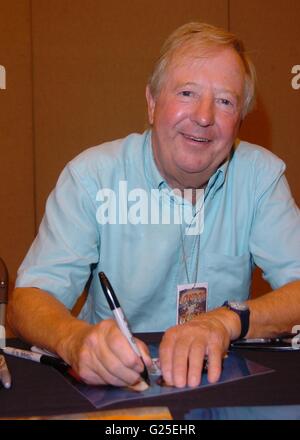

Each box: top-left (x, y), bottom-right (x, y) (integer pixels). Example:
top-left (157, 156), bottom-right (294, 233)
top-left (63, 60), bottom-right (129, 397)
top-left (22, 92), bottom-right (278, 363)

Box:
top-left (9, 22), bottom-right (300, 389)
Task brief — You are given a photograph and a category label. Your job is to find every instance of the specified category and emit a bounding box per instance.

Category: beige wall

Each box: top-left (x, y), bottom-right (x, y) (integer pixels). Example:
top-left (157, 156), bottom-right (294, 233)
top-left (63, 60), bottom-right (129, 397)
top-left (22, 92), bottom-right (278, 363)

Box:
top-left (0, 0), bottom-right (35, 288)
top-left (1, 0), bottom-right (299, 297)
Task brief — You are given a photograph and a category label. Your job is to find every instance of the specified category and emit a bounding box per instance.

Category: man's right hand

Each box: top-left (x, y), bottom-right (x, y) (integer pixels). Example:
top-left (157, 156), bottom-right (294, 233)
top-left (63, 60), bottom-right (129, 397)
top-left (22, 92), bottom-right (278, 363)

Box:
top-left (8, 288), bottom-right (151, 388)
top-left (61, 318), bottom-right (152, 387)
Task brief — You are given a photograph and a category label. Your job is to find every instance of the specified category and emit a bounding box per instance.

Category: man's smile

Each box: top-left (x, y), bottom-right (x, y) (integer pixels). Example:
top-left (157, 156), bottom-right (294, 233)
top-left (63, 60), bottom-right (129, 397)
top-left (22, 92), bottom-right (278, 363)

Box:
top-left (181, 132), bottom-right (213, 144)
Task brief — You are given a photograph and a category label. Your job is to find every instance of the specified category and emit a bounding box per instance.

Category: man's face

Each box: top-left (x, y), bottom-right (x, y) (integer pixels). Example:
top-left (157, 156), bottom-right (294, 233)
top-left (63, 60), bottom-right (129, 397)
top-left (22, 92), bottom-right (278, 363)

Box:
top-left (146, 46), bottom-right (246, 189)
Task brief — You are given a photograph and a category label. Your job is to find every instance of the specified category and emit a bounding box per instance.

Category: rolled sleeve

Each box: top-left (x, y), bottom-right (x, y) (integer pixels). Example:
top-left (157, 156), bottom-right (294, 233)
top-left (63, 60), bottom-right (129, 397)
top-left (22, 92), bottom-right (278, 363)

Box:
top-left (250, 166), bottom-right (300, 289)
top-left (16, 164), bottom-right (100, 309)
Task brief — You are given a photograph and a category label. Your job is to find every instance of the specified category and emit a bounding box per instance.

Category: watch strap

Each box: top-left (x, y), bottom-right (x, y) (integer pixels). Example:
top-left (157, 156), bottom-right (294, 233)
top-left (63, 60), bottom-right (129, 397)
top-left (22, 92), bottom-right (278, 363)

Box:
top-left (223, 301), bottom-right (250, 340)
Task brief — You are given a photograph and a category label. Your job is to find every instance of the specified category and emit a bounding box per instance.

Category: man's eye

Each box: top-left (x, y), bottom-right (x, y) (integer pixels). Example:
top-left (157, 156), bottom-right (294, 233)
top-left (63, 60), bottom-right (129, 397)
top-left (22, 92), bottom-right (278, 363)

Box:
top-left (219, 98), bottom-right (232, 106)
top-left (179, 90), bottom-right (193, 97)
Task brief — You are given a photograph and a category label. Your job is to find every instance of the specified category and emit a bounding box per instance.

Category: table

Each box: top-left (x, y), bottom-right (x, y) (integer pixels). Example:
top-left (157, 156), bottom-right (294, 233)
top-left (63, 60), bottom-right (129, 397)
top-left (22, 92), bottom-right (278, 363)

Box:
top-left (1, 334), bottom-right (300, 420)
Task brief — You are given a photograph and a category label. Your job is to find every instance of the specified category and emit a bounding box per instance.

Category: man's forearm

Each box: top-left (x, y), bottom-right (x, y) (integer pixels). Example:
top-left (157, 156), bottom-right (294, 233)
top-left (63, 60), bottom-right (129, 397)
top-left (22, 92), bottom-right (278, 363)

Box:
top-left (7, 287), bottom-right (91, 363)
top-left (247, 280), bottom-right (300, 338)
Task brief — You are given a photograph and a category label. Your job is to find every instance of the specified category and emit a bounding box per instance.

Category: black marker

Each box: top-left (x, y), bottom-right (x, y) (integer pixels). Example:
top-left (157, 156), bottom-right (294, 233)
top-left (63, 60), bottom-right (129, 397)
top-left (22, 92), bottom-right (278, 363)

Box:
top-left (99, 272), bottom-right (150, 385)
top-left (3, 346), bottom-right (68, 368)
top-left (3, 347), bottom-right (82, 381)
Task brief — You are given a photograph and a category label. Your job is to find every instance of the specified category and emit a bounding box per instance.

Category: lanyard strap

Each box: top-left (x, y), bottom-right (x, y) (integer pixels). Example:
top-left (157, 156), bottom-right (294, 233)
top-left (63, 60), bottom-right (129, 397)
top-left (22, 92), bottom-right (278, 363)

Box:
top-left (180, 214), bottom-right (201, 286)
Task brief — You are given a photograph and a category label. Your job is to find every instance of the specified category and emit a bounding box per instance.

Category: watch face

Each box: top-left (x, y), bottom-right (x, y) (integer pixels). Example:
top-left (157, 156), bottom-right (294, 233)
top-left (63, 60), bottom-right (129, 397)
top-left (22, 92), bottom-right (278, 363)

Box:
top-left (229, 301), bottom-right (248, 311)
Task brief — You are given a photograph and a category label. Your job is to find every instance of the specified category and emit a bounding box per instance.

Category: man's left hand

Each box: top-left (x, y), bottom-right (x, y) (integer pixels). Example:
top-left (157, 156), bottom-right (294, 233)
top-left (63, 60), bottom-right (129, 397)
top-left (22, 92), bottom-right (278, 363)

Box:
top-left (159, 308), bottom-right (240, 388)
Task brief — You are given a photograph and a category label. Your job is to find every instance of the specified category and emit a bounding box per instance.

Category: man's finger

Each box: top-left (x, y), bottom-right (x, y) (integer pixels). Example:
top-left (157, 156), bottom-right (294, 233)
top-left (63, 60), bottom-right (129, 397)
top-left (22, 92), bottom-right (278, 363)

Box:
top-left (171, 337), bottom-right (191, 388)
top-left (206, 345), bottom-right (223, 383)
top-left (187, 342), bottom-right (206, 387)
top-left (159, 330), bottom-right (177, 386)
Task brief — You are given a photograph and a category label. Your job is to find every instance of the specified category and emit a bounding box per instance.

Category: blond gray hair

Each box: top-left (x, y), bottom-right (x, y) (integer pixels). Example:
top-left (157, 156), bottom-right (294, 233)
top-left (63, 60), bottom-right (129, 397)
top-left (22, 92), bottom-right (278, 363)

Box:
top-left (148, 22), bottom-right (256, 119)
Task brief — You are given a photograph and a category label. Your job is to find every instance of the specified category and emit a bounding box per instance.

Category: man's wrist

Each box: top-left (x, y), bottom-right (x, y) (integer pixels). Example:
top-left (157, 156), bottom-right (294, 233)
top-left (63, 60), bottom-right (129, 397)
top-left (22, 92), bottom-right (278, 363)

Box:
top-left (56, 318), bottom-right (92, 364)
top-left (222, 301), bottom-right (250, 340)
top-left (194, 308), bottom-right (242, 341)
top-left (218, 307), bottom-right (242, 341)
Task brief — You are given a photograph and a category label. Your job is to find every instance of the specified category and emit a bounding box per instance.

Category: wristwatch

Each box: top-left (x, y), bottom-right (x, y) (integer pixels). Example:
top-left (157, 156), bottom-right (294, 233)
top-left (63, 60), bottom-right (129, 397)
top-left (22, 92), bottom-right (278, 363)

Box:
top-left (223, 301), bottom-right (250, 340)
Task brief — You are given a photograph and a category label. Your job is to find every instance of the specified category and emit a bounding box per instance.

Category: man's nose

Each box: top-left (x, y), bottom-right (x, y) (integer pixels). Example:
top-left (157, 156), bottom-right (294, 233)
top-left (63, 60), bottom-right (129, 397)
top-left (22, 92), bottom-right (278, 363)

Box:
top-left (191, 97), bottom-right (215, 127)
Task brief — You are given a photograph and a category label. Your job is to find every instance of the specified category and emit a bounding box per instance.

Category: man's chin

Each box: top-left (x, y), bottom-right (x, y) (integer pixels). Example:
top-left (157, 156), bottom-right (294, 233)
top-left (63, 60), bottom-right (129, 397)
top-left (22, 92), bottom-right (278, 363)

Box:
top-left (173, 165), bottom-right (211, 189)
top-left (177, 162), bottom-right (208, 175)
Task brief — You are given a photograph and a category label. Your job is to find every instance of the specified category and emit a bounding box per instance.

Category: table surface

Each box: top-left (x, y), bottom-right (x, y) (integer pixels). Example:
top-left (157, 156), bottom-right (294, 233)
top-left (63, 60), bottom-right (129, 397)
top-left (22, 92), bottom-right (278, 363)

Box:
top-left (1, 334), bottom-right (300, 420)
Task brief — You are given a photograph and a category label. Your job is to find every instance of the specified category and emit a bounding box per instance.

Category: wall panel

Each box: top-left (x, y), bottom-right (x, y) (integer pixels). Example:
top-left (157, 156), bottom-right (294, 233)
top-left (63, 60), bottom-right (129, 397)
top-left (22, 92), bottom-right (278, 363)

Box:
top-left (0, 0), bottom-right (35, 280)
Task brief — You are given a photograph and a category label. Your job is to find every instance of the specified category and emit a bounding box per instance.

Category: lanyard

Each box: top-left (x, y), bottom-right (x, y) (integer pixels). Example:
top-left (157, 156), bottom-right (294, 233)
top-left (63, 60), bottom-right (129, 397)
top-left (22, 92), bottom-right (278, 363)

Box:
top-left (179, 210), bottom-right (202, 286)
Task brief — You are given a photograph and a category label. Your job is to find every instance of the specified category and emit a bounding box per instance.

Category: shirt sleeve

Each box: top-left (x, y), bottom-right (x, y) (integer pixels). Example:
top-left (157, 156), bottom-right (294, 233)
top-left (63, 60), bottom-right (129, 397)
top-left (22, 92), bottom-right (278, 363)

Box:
top-left (250, 160), bottom-right (300, 289)
top-left (15, 163), bottom-right (100, 309)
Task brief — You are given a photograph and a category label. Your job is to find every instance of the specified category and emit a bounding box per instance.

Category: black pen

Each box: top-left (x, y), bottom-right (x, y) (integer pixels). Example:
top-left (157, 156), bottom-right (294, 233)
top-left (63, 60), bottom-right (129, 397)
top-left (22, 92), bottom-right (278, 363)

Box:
top-left (3, 346), bottom-right (69, 371)
top-left (3, 347), bottom-right (82, 381)
top-left (99, 272), bottom-right (150, 385)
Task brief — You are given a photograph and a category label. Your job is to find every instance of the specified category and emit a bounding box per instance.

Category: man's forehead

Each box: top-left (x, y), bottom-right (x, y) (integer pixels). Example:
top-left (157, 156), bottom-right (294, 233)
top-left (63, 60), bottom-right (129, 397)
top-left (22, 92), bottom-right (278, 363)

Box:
top-left (165, 46), bottom-right (246, 91)
top-left (169, 45), bottom-right (244, 71)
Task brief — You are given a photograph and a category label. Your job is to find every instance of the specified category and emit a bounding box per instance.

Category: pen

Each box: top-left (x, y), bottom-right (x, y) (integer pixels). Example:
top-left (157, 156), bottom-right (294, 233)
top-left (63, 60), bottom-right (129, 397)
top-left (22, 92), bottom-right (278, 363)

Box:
top-left (233, 338), bottom-right (274, 344)
top-left (31, 345), bottom-right (59, 358)
top-left (0, 354), bottom-right (11, 389)
top-left (99, 271), bottom-right (150, 386)
top-left (3, 347), bottom-right (81, 381)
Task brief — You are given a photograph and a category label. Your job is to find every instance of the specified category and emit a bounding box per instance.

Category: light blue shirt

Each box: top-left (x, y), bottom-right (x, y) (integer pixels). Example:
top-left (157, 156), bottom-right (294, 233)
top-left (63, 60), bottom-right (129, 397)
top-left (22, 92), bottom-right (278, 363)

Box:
top-left (16, 131), bottom-right (300, 332)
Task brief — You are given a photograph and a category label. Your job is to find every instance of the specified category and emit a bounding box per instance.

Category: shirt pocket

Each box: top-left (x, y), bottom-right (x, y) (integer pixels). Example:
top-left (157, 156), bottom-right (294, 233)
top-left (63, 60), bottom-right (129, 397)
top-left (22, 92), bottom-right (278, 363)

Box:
top-left (202, 251), bottom-right (252, 310)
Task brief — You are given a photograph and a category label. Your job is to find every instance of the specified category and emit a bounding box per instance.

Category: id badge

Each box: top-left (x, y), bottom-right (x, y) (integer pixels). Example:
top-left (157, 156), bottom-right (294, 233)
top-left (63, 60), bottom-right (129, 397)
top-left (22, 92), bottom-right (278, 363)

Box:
top-left (177, 283), bottom-right (208, 325)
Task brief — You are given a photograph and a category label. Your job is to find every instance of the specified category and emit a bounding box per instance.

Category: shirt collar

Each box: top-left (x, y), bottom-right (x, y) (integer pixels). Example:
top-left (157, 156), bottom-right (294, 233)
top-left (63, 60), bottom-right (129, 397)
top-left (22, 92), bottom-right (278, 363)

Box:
top-left (205, 156), bottom-right (230, 198)
top-left (205, 140), bottom-right (237, 198)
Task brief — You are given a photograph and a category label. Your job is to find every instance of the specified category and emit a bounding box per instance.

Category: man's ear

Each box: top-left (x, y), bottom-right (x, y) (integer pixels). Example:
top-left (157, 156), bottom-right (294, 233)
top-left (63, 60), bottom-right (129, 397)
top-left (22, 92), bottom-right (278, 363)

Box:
top-left (145, 85), bottom-right (156, 125)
